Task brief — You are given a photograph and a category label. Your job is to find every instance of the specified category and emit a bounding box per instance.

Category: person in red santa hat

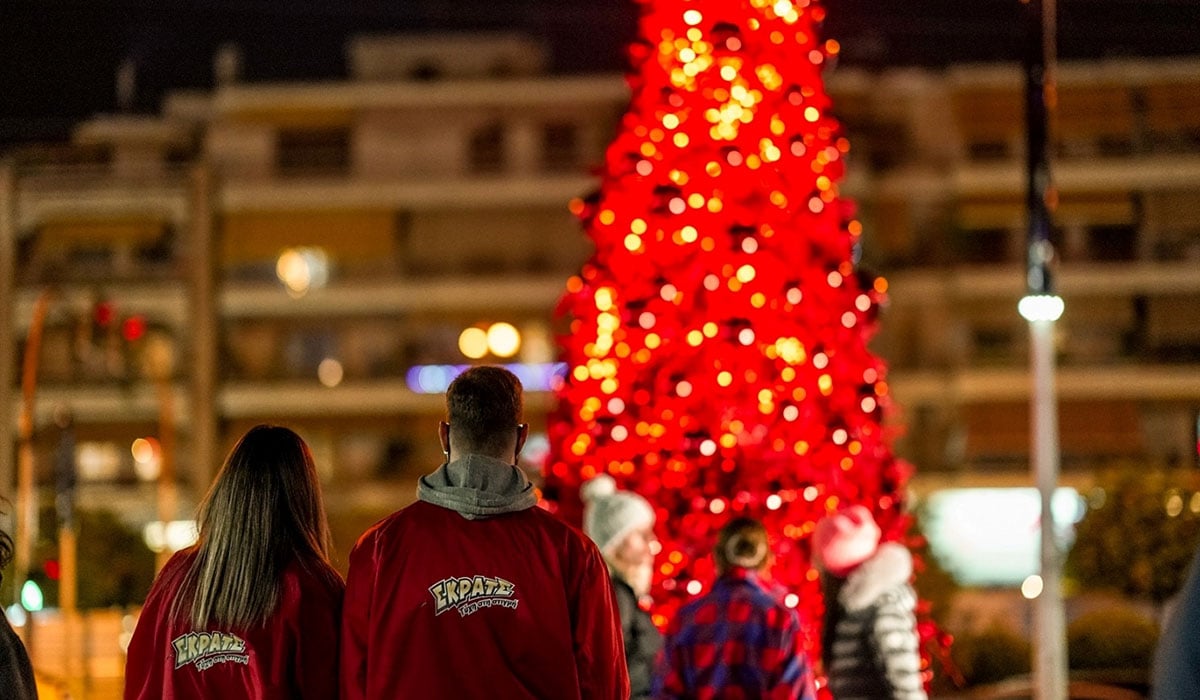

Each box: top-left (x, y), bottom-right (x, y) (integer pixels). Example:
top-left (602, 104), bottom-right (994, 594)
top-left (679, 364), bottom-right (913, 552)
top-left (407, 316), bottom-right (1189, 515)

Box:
top-left (812, 505), bottom-right (927, 700)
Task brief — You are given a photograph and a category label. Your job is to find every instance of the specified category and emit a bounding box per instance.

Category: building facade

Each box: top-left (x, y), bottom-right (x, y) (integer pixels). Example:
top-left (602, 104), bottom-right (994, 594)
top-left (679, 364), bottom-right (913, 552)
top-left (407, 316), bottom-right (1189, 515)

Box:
top-left (3, 35), bottom-right (1199, 568)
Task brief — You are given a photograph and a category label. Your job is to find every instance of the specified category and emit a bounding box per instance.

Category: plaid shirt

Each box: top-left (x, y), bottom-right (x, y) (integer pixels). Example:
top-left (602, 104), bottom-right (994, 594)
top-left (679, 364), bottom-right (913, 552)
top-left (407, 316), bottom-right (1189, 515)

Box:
top-left (654, 569), bottom-right (817, 700)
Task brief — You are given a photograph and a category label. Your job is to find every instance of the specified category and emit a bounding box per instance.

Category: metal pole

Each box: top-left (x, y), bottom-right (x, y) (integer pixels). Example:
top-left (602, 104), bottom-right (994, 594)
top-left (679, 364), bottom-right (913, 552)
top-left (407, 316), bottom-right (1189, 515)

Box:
top-left (155, 371), bottom-right (177, 572)
top-left (17, 292), bottom-right (51, 598)
top-left (189, 165), bottom-right (218, 496)
top-left (15, 289), bottom-right (50, 664)
top-left (60, 524), bottom-right (82, 698)
top-left (1030, 320), bottom-right (1066, 699)
top-left (1022, 0), bottom-right (1067, 698)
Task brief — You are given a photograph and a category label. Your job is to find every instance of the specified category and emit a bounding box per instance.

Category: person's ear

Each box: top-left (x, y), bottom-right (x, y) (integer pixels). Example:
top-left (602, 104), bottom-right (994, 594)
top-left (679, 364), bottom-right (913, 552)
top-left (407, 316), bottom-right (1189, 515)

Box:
top-left (514, 423), bottom-right (530, 463)
top-left (439, 421), bottom-right (451, 458)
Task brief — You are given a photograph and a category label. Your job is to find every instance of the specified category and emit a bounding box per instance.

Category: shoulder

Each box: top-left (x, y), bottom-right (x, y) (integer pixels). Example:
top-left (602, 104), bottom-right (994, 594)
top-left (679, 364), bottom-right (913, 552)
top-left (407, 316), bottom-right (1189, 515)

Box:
top-left (350, 502), bottom-right (428, 554)
top-left (163, 547), bottom-right (199, 575)
top-left (532, 506), bottom-right (594, 546)
top-left (735, 579), bottom-right (800, 627)
top-left (291, 559), bottom-right (345, 600)
top-left (147, 547), bottom-right (198, 598)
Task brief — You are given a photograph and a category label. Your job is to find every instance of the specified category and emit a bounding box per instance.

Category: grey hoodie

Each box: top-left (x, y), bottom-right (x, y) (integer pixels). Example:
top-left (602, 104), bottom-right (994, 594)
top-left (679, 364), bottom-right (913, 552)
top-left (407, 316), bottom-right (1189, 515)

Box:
top-left (416, 454), bottom-right (537, 519)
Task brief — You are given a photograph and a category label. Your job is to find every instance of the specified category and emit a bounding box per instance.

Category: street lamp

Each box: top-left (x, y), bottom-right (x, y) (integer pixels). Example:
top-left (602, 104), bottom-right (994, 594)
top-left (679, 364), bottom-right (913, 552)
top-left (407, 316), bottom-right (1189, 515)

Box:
top-left (1022, 0), bottom-right (1067, 697)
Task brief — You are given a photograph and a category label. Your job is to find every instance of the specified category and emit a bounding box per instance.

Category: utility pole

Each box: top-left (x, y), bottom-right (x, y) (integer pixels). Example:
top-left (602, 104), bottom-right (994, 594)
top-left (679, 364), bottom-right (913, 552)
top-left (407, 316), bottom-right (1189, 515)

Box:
top-left (16, 288), bottom-right (51, 661)
top-left (146, 335), bottom-right (177, 572)
top-left (54, 407), bottom-right (82, 698)
top-left (1019, 0), bottom-right (1067, 698)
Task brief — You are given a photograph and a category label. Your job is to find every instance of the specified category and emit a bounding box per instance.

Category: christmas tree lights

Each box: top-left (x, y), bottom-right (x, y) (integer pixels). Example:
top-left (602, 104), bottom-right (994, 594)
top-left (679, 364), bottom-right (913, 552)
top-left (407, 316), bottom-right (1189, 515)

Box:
top-left (543, 0), bottom-right (932, 681)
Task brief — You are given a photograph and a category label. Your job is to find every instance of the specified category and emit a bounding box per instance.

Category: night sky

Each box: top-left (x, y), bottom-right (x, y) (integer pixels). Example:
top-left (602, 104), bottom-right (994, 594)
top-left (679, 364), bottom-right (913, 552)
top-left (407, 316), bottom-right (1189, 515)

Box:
top-left (1, 0), bottom-right (1198, 146)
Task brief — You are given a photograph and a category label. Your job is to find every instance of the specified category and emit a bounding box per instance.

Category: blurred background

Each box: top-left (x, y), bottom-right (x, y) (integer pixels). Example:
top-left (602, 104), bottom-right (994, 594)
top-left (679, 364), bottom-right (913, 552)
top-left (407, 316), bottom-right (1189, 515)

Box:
top-left (2, 0), bottom-right (1200, 697)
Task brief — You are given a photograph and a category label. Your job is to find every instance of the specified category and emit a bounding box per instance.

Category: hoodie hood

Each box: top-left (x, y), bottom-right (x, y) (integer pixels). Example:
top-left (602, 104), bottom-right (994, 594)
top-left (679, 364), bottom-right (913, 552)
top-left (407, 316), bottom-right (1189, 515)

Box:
top-left (417, 454), bottom-right (537, 519)
top-left (838, 542), bottom-right (914, 612)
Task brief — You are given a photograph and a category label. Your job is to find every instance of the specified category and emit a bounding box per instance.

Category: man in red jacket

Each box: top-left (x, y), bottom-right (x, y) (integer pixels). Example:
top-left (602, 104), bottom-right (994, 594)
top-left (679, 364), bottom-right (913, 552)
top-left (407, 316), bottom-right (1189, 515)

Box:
top-left (340, 365), bottom-right (630, 699)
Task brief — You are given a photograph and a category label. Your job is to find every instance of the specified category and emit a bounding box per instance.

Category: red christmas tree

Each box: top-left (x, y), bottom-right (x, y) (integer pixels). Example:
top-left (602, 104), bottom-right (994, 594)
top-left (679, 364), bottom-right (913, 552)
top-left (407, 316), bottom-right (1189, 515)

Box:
top-left (543, 0), bottom-right (925, 677)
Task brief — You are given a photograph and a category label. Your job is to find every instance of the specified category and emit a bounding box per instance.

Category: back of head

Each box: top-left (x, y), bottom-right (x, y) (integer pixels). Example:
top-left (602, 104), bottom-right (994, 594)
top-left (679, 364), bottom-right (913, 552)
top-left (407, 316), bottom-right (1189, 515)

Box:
top-left (812, 505), bottom-right (881, 577)
top-left (446, 366), bottom-right (524, 457)
top-left (716, 517), bottom-right (770, 574)
top-left (580, 474), bottom-right (656, 557)
top-left (183, 424), bottom-right (332, 629)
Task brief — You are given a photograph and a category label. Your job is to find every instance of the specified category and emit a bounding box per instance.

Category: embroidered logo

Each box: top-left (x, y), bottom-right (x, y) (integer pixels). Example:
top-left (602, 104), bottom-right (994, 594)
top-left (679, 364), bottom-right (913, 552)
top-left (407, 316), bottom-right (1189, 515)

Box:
top-left (429, 575), bottom-right (519, 618)
top-left (172, 631), bottom-right (250, 671)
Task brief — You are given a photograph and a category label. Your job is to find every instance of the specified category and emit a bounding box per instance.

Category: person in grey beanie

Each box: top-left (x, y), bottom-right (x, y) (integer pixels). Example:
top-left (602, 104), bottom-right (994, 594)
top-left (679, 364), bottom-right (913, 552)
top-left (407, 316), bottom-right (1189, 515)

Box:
top-left (582, 474), bottom-right (663, 699)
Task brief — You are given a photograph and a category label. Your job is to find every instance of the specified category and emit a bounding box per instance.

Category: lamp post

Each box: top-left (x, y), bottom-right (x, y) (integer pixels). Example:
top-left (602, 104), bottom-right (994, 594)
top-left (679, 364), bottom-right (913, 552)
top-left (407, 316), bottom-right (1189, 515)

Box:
top-left (1020, 0), bottom-right (1067, 697)
top-left (143, 333), bottom-right (178, 572)
top-left (13, 287), bottom-right (52, 661)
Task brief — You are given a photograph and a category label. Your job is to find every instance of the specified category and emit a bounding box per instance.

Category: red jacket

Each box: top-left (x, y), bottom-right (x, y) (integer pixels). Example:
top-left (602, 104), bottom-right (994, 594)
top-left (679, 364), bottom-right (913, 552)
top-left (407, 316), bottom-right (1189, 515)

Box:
top-left (124, 548), bottom-right (344, 700)
top-left (340, 455), bottom-right (630, 699)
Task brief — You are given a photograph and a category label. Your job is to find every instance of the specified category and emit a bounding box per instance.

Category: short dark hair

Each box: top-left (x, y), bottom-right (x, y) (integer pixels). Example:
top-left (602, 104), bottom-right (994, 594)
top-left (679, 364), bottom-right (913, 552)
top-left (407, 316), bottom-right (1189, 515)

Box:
top-left (446, 366), bottom-right (524, 455)
top-left (715, 517), bottom-right (769, 573)
top-left (0, 521), bottom-right (12, 585)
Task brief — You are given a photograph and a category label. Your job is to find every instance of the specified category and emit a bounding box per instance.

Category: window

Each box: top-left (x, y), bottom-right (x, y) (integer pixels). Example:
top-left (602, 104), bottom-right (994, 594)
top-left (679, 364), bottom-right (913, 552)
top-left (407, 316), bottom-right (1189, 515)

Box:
top-left (956, 227), bottom-right (1011, 264)
top-left (1085, 223), bottom-right (1137, 262)
top-left (967, 141), bottom-right (1012, 161)
top-left (276, 128), bottom-right (350, 176)
top-left (410, 62), bottom-right (442, 81)
top-left (541, 122), bottom-right (579, 172)
top-left (468, 122), bottom-right (506, 173)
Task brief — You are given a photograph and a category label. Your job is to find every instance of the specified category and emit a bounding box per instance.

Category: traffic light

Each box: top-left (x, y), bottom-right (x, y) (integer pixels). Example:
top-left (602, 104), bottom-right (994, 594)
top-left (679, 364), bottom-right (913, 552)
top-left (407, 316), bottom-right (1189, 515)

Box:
top-left (20, 580), bottom-right (43, 612)
top-left (122, 315), bottom-right (146, 343)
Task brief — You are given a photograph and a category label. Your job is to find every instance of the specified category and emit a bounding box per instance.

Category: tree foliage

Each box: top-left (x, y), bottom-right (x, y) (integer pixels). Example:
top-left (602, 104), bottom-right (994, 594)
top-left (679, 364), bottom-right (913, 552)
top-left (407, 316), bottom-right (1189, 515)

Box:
top-left (1067, 464), bottom-right (1200, 604)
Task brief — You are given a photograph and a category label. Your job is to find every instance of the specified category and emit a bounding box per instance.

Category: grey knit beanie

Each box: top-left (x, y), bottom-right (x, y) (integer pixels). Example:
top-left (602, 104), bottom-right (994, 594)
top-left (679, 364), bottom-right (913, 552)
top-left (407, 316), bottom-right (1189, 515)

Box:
top-left (581, 474), bottom-right (655, 556)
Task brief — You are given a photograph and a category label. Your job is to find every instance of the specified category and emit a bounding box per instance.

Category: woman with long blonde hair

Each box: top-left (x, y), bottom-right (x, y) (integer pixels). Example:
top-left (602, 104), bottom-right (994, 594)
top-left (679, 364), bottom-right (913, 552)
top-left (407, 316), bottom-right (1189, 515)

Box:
top-left (125, 425), bottom-right (344, 699)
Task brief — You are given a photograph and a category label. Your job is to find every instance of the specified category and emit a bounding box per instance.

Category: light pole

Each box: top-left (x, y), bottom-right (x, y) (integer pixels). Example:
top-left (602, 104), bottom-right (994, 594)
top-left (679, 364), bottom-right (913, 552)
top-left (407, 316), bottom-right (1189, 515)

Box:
top-left (1020, 0), bottom-right (1067, 697)
top-left (16, 288), bottom-right (51, 659)
top-left (143, 334), bottom-right (178, 572)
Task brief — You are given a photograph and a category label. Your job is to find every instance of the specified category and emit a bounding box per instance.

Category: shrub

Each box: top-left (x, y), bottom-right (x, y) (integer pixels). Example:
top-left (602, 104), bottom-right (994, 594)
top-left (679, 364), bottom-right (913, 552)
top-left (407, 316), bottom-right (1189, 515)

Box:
top-left (952, 623), bottom-right (1032, 687)
top-left (1068, 607), bottom-right (1158, 671)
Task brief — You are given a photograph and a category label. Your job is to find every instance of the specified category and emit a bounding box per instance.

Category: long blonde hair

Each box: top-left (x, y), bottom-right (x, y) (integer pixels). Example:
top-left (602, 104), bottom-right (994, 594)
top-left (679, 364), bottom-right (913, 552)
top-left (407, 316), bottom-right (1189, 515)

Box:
top-left (175, 425), bottom-right (334, 629)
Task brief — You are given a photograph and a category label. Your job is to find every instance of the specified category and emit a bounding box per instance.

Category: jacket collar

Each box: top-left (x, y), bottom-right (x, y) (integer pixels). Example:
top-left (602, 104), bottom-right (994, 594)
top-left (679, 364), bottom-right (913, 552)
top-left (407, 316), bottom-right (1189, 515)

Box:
top-left (416, 453), bottom-right (537, 520)
top-left (837, 542), bottom-right (913, 612)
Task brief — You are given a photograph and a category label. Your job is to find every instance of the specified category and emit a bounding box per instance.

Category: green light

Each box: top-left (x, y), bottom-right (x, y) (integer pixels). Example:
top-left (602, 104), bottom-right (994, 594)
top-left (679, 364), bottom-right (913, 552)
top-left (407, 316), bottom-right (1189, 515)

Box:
top-left (20, 580), bottom-right (43, 612)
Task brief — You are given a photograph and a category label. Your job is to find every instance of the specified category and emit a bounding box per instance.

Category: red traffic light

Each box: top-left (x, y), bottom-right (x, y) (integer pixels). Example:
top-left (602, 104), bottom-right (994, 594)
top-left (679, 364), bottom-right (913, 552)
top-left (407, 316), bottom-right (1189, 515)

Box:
top-left (122, 315), bottom-right (146, 342)
top-left (44, 559), bottom-right (60, 581)
top-left (94, 301), bottom-right (115, 327)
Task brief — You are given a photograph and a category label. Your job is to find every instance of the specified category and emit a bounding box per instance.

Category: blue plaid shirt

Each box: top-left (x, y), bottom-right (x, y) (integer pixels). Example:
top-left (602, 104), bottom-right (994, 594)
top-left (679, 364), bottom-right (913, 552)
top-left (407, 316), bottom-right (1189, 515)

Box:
top-left (654, 569), bottom-right (817, 700)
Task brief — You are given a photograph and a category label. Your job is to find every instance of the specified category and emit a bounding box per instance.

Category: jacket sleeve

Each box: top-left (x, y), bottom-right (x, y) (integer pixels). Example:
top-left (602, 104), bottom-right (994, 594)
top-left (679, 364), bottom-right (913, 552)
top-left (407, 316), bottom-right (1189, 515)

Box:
top-left (571, 539), bottom-right (631, 700)
top-left (339, 534), bottom-right (376, 700)
top-left (296, 569), bottom-right (345, 700)
top-left (870, 592), bottom-right (927, 700)
top-left (1153, 544), bottom-right (1200, 699)
top-left (652, 618), bottom-right (687, 700)
top-left (767, 609), bottom-right (818, 700)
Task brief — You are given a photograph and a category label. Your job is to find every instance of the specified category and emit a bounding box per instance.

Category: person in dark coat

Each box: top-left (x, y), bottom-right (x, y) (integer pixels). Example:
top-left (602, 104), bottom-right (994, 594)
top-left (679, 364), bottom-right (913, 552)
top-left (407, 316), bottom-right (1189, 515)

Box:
top-left (0, 522), bottom-right (37, 699)
top-left (1152, 541), bottom-right (1200, 699)
top-left (813, 505), bottom-right (926, 700)
top-left (582, 474), bottom-right (663, 699)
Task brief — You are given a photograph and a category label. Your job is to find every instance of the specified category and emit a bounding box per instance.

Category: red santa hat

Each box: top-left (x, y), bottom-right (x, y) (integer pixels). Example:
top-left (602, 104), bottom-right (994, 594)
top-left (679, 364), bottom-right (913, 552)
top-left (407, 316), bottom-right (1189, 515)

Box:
top-left (812, 505), bottom-right (882, 577)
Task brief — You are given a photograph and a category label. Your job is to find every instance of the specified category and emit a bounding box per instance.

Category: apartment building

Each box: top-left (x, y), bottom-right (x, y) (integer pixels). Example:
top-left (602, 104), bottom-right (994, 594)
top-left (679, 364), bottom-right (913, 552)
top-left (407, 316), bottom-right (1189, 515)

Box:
top-left (1, 35), bottom-right (624, 552)
top-left (3, 35), bottom-right (1199, 568)
top-left (834, 59), bottom-right (1200, 482)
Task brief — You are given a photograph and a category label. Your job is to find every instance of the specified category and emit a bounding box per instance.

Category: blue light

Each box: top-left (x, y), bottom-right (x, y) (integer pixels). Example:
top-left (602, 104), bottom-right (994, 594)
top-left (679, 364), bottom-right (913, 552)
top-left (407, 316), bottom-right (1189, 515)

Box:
top-left (406, 362), bottom-right (568, 394)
